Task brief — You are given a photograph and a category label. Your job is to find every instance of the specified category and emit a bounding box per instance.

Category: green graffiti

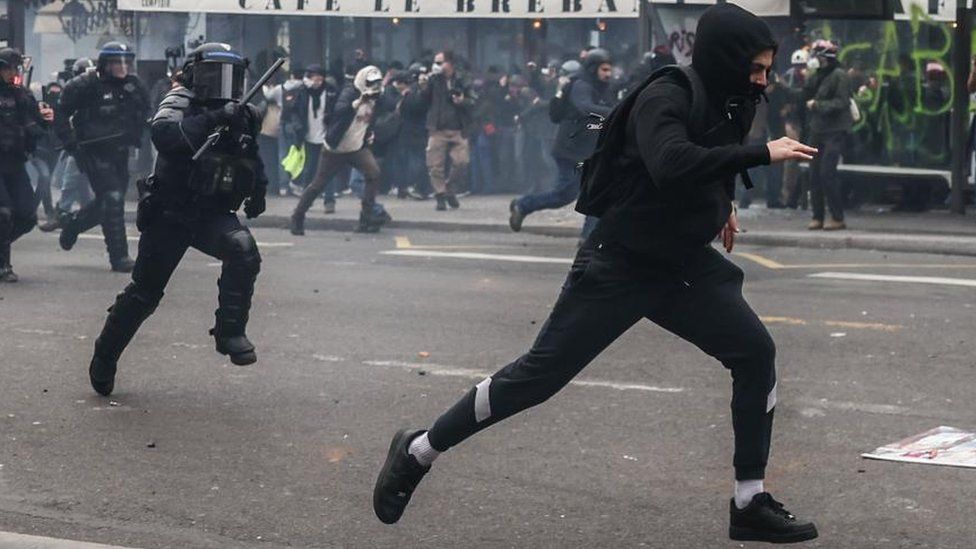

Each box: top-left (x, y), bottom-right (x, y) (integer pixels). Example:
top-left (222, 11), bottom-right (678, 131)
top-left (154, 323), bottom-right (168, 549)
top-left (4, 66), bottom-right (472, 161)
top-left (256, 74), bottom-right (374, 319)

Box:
top-left (815, 5), bottom-right (953, 167)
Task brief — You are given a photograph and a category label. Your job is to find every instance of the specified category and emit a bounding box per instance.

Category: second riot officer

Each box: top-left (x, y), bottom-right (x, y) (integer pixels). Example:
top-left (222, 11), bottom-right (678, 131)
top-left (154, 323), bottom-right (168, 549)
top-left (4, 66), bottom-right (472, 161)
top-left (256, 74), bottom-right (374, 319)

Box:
top-left (55, 41), bottom-right (149, 272)
top-left (0, 48), bottom-right (54, 282)
top-left (85, 43), bottom-right (269, 396)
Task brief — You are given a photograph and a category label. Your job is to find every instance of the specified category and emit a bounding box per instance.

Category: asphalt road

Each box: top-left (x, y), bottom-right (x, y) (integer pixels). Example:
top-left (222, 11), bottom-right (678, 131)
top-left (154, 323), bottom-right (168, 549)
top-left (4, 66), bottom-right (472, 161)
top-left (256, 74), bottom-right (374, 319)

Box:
top-left (1, 224), bottom-right (975, 548)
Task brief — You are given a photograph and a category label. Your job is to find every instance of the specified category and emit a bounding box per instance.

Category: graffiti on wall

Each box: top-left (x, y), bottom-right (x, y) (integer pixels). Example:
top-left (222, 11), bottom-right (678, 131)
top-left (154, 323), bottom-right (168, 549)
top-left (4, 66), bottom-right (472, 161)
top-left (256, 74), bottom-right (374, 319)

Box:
top-left (817, 4), bottom-right (955, 167)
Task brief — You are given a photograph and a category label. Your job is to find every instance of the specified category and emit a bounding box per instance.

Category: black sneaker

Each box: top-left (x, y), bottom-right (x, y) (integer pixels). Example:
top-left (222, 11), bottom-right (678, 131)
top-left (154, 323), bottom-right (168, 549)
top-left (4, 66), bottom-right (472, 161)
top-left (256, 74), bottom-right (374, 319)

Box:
top-left (445, 193), bottom-right (460, 209)
top-left (435, 194), bottom-right (447, 211)
top-left (509, 199), bottom-right (525, 232)
top-left (729, 492), bottom-right (818, 544)
top-left (373, 428), bottom-right (431, 524)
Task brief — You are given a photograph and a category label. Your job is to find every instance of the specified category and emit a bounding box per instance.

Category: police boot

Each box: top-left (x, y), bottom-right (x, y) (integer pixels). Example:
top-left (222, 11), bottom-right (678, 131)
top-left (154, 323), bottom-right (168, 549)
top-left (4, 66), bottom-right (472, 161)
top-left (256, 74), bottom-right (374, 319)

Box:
top-left (90, 285), bottom-right (159, 396)
top-left (210, 280), bottom-right (257, 366)
top-left (0, 242), bottom-right (17, 283)
top-left (103, 191), bottom-right (134, 272)
top-left (58, 210), bottom-right (80, 251)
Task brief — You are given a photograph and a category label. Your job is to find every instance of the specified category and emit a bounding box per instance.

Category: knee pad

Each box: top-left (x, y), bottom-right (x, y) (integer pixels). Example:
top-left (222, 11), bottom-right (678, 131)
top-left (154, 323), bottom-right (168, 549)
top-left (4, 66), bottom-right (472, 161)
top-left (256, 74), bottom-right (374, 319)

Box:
top-left (113, 282), bottom-right (163, 317)
top-left (223, 229), bottom-right (262, 275)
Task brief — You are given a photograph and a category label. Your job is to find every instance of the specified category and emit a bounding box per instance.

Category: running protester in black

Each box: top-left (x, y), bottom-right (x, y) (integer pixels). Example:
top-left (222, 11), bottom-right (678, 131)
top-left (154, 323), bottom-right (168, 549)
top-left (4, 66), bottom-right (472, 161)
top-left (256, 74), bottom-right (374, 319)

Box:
top-left (374, 4), bottom-right (820, 543)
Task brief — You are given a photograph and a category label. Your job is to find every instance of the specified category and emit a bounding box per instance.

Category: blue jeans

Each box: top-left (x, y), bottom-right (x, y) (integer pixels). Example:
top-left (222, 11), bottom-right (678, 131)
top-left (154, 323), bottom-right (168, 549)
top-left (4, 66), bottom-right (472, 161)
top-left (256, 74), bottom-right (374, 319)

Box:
top-left (53, 152), bottom-right (94, 212)
top-left (516, 158), bottom-right (579, 215)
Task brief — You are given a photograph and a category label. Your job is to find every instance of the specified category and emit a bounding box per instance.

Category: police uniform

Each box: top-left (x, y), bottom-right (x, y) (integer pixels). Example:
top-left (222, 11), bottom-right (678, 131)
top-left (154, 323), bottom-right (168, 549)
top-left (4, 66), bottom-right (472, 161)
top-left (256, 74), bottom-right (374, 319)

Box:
top-left (0, 48), bottom-right (48, 282)
top-left (86, 43), bottom-right (269, 397)
top-left (55, 42), bottom-right (149, 272)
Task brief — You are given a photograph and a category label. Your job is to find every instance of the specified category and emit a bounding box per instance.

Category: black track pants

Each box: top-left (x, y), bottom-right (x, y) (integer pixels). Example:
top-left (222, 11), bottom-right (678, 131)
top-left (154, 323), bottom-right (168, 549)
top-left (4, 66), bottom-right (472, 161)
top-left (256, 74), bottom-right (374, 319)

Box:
top-left (427, 242), bottom-right (777, 481)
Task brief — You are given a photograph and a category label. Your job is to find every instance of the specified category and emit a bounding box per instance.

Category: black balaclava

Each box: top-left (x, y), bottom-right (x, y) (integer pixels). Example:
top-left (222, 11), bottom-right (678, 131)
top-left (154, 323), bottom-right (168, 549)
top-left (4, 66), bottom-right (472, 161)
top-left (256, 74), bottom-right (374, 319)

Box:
top-left (691, 3), bottom-right (777, 104)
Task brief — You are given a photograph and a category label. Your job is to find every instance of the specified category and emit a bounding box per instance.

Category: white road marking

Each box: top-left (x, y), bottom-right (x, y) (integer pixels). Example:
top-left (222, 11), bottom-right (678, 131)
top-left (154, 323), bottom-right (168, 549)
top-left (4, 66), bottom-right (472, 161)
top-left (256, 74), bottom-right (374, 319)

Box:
top-left (0, 532), bottom-right (141, 548)
top-left (809, 272), bottom-right (976, 288)
top-left (381, 249), bottom-right (573, 265)
top-left (363, 360), bottom-right (685, 394)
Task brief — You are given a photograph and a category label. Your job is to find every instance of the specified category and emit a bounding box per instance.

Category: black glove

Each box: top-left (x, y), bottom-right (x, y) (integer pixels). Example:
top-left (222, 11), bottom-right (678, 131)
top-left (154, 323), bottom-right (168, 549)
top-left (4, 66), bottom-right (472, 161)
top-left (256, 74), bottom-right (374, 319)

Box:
top-left (208, 102), bottom-right (243, 127)
top-left (244, 187), bottom-right (266, 219)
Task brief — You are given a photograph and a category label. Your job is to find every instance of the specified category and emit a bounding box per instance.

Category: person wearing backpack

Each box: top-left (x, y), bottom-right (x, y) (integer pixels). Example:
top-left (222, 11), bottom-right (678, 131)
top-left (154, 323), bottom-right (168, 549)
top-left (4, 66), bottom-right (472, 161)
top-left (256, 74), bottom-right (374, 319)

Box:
top-left (373, 5), bottom-right (821, 543)
top-left (803, 40), bottom-right (853, 231)
top-left (508, 51), bottom-right (614, 232)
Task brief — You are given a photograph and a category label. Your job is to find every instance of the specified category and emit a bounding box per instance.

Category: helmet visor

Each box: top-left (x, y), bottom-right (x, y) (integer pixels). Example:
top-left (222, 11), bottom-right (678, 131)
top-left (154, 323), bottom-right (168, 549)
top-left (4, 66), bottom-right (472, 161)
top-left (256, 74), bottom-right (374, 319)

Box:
top-left (101, 54), bottom-right (135, 78)
top-left (194, 62), bottom-right (246, 101)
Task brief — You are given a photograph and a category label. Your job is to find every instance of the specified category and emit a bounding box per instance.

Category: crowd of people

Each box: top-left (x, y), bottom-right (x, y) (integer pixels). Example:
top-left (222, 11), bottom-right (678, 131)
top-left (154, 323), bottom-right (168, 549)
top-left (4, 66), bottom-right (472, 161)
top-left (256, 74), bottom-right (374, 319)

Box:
top-left (4, 29), bottom-right (931, 283)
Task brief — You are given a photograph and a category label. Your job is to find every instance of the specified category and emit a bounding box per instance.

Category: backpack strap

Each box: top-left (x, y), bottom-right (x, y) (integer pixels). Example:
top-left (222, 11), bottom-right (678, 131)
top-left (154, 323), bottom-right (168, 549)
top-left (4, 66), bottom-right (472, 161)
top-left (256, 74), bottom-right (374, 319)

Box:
top-left (674, 65), bottom-right (709, 143)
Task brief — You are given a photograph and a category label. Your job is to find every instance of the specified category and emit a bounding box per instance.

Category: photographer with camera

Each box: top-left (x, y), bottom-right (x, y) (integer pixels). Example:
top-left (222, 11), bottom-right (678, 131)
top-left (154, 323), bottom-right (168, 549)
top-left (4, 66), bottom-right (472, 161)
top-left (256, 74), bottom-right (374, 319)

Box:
top-left (421, 51), bottom-right (473, 211)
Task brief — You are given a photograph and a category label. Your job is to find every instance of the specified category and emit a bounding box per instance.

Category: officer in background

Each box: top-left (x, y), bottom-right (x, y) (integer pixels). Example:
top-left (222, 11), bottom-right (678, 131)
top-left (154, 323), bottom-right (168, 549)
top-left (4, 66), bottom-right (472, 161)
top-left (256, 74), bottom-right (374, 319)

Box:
top-left (86, 43), bottom-right (268, 397)
top-left (55, 41), bottom-right (150, 272)
top-left (0, 48), bottom-right (54, 282)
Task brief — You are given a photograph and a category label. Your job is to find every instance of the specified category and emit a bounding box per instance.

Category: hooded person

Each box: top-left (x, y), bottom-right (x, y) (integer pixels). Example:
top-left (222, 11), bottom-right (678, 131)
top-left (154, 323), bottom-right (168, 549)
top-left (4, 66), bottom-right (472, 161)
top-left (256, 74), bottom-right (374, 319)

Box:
top-left (372, 4), bottom-right (821, 544)
top-left (289, 65), bottom-right (392, 234)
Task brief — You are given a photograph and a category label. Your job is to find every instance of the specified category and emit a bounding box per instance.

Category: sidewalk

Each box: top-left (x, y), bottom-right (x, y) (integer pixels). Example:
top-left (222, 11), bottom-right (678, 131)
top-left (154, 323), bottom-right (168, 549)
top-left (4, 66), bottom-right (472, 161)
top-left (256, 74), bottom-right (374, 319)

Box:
top-left (132, 192), bottom-right (976, 257)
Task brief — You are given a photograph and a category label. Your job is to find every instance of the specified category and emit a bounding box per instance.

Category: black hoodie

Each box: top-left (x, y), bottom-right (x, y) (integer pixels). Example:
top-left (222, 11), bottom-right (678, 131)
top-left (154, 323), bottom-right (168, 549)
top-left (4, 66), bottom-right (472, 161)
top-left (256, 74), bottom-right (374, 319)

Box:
top-left (594, 3), bottom-right (776, 266)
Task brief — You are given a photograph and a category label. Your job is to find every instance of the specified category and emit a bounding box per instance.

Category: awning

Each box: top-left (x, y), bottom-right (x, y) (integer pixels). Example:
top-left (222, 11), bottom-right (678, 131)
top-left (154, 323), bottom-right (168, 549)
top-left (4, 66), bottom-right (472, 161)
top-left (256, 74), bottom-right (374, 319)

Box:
top-left (116, 0), bottom-right (641, 18)
top-left (114, 0), bottom-right (968, 21)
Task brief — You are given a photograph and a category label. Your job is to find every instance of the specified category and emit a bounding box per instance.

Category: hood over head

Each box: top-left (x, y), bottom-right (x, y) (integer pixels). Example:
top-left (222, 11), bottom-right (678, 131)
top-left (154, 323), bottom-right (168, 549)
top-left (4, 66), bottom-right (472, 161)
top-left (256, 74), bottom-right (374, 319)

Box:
top-left (354, 65), bottom-right (383, 96)
top-left (691, 3), bottom-right (777, 101)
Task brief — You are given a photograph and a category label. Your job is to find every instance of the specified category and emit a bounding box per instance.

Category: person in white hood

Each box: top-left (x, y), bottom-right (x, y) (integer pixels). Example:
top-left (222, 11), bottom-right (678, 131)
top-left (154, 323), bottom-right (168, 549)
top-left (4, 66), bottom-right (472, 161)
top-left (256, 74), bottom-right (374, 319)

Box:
top-left (290, 64), bottom-right (391, 234)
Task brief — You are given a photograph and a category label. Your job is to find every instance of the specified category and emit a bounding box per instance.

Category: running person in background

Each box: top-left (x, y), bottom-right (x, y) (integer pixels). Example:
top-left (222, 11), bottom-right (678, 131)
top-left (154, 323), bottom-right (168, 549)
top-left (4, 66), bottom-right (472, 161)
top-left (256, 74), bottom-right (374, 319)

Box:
top-left (0, 48), bottom-right (54, 282)
top-left (373, 4), bottom-right (820, 544)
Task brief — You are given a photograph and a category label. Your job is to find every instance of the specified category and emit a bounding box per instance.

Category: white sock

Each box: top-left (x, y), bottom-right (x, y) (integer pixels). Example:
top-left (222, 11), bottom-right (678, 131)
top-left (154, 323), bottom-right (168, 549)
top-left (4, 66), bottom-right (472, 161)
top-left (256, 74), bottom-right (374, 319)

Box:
top-left (407, 432), bottom-right (440, 467)
top-left (734, 479), bottom-right (765, 509)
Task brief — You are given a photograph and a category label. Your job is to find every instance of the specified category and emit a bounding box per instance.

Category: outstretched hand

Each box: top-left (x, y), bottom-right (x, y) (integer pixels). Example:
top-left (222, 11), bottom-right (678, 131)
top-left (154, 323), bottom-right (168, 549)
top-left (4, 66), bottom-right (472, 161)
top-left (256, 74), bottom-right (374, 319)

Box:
top-left (766, 137), bottom-right (818, 163)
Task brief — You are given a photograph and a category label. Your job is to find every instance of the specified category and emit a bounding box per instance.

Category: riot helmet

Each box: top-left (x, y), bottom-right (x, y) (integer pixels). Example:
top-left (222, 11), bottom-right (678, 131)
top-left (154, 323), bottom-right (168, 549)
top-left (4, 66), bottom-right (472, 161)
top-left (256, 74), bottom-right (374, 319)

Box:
top-left (73, 57), bottom-right (96, 77)
top-left (182, 43), bottom-right (249, 102)
top-left (97, 41), bottom-right (136, 80)
top-left (0, 48), bottom-right (26, 85)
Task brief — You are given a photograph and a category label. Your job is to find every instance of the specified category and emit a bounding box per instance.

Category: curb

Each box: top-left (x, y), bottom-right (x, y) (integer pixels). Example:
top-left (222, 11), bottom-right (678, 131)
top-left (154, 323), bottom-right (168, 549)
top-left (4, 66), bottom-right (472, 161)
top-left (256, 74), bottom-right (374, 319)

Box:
top-left (125, 213), bottom-right (976, 257)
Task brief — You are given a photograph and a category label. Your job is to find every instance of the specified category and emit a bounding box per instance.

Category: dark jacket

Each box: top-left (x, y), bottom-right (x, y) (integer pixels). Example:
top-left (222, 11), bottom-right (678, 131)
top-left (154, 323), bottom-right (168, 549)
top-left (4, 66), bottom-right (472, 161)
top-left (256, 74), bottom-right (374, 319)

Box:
top-left (551, 75), bottom-right (614, 162)
top-left (325, 82), bottom-right (376, 151)
top-left (804, 63), bottom-right (854, 137)
top-left (280, 81), bottom-right (338, 147)
top-left (55, 71), bottom-right (149, 153)
top-left (422, 72), bottom-right (473, 132)
top-left (0, 81), bottom-right (47, 169)
top-left (594, 3), bottom-right (774, 263)
top-left (398, 83), bottom-right (429, 146)
top-left (150, 87), bottom-right (267, 212)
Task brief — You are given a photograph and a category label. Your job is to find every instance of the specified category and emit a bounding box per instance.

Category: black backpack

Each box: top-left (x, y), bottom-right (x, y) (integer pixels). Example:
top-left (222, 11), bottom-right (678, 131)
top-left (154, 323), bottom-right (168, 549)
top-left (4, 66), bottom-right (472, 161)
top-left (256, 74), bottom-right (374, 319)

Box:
top-left (575, 65), bottom-right (709, 217)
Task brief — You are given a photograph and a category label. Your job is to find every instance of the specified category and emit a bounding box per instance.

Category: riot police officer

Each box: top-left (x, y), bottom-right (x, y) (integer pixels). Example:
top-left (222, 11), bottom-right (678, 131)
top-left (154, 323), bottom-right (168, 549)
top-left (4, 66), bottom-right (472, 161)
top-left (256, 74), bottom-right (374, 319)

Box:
top-left (0, 48), bottom-right (54, 282)
top-left (55, 41), bottom-right (150, 272)
top-left (86, 43), bottom-right (268, 396)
